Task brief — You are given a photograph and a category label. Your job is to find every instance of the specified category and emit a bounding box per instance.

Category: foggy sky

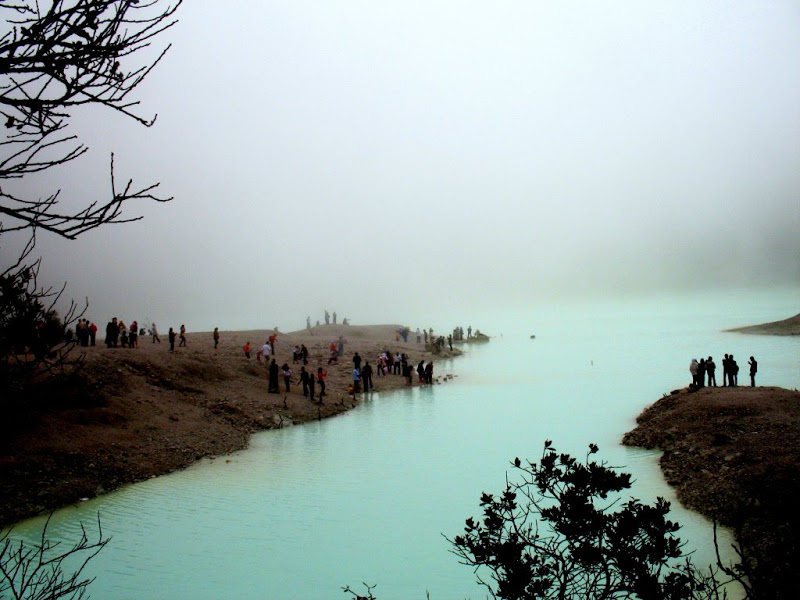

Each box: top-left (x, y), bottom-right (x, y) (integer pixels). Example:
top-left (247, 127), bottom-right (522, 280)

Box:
top-left (5, 1), bottom-right (799, 332)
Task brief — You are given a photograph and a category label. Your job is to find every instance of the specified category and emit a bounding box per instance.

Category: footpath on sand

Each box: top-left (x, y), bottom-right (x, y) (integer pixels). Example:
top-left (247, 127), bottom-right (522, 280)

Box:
top-left (0, 323), bottom-right (462, 528)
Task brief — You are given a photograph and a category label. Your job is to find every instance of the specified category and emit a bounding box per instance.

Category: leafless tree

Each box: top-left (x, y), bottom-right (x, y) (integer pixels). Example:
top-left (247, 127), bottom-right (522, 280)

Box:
top-left (0, 513), bottom-right (109, 600)
top-left (0, 0), bottom-right (181, 384)
top-left (0, 0), bottom-right (181, 239)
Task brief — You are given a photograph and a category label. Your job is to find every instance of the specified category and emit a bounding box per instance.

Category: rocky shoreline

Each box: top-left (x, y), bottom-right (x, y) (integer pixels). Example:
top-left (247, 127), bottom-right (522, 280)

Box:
top-left (623, 385), bottom-right (800, 598)
top-left (0, 324), bottom-right (461, 529)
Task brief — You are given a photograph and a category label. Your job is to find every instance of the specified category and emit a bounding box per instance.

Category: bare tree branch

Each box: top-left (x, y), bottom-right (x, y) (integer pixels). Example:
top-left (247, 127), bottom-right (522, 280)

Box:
top-left (0, 0), bottom-right (181, 239)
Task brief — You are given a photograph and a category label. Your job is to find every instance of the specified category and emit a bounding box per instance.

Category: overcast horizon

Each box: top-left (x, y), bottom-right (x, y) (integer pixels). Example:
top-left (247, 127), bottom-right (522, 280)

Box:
top-left (3, 1), bottom-right (798, 332)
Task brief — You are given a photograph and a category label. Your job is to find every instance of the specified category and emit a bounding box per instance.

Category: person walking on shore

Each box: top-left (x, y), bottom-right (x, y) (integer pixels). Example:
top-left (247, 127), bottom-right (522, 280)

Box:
top-left (152, 323), bottom-right (160, 344)
top-left (748, 356), bottom-right (758, 387)
top-left (243, 341), bottom-right (251, 359)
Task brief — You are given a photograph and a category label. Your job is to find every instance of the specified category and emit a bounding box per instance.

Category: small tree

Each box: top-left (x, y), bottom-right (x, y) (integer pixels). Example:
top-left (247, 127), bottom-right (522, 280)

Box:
top-left (448, 442), bottom-right (742, 600)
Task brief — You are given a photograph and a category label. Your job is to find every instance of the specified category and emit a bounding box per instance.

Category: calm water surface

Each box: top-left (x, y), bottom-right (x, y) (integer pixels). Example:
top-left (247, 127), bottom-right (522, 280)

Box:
top-left (8, 289), bottom-right (800, 599)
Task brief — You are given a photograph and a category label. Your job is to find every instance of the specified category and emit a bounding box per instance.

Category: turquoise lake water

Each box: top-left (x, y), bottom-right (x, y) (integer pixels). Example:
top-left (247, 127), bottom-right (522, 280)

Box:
top-left (7, 287), bottom-right (799, 599)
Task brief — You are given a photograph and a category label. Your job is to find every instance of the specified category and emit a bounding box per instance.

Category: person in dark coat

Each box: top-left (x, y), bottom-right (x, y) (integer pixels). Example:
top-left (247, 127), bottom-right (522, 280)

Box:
top-left (268, 359), bottom-right (280, 393)
top-left (299, 366), bottom-right (310, 397)
top-left (729, 355), bottom-right (739, 387)
top-left (361, 361), bottom-right (373, 392)
top-left (308, 373), bottom-right (316, 402)
top-left (706, 356), bottom-right (717, 387)
top-left (722, 354), bottom-right (730, 386)
top-left (748, 356), bottom-right (758, 387)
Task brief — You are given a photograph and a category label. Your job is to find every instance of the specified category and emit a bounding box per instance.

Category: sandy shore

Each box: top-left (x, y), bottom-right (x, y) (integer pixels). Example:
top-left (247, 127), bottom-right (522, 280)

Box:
top-left (0, 323), bottom-right (462, 528)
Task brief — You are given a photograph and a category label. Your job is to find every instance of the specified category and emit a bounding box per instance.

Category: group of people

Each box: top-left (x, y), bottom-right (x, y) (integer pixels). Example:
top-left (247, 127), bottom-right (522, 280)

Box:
top-left (74, 319), bottom-right (98, 346)
top-left (689, 354), bottom-right (758, 389)
top-left (451, 326), bottom-right (473, 341)
top-left (104, 317), bottom-right (142, 348)
top-left (98, 319), bottom-right (191, 352)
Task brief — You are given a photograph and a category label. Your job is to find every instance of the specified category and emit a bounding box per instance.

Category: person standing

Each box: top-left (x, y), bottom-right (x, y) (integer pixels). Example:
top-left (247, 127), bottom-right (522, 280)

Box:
top-left (152, 323), bottom-right (160, 344)
top-left (748, 356), bottom-right (757, 387)
top-left (697, 358), bottom-right (706, 388)
top-left (268, 359), bottom-right (280, 393)
top-left (179, 324), bottom-right (187, 347)
top-left (417, 360), bottom-right (425, 383)
top-left (168, 327), bottom-right (176, 352)
top-left (361, 361), bottom-right (373, 392)
top-left (332, 311), bottom-right (337, 324)
top-left (282, 363), bottom-right (292, 392)
top-left (105, 319), bottom-right (115, 348)
top-left (689, 359), bottom-right (699, 387)
top-left (129, 320), bottom-right (138, 348)
top-left (352, 366), bottom-right (361, 393)
top-left (308, 372), bottom-right (316, 402)
top-left (425, 361), bottom-right (433, 384)
top-left (730, 355), bottom-right (739, 387)
top-left (317, 367), bottom-right (327, 398)
top-left (324, 310), bottom-right (330, 325)
top-left (88, 321), bottom-right (97, 346)
top-left (721, 354), bottom-right (730, 386)
top-left (243, 341), bottom-right (251, 359)
top-left (706, 356), bottom-right (717, 387)
top-left (261, 340), bottom-right (271, 363)
top-left (299, 366), bottom-right (310, 397)
top-left (269, 331), bottom-right (277, 354)
top-left (337, 335), bottom-right (345, 356)
top-left (213, 327), bottom-right (220, 349)
top-left (353, 352), bottom-right (362, 371)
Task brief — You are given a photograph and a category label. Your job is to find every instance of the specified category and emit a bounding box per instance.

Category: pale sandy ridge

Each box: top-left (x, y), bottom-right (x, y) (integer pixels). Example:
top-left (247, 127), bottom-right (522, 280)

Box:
top-left (725, 313), bottom-right (800, 335)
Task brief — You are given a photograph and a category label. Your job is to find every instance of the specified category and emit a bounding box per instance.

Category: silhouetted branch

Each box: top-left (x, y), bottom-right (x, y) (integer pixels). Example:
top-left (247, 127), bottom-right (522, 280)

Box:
top-left (0, 0), bottom-right (180, 239)
top-left (0, 512), bottom-right (109, 600)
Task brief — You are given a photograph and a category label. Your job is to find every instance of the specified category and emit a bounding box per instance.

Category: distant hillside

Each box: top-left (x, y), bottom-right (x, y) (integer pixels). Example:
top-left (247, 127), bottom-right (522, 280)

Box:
top-left (726, 313), bottom-right (800, 335)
